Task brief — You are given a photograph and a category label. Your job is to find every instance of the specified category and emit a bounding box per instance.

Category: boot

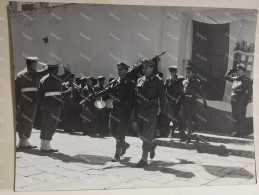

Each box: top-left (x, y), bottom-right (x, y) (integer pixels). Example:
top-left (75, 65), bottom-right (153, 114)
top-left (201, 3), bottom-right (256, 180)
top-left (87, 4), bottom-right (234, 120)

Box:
top-left (40, 140), bottom-right (58, 153)
top-left (120, 142), bottom-right (130, 156)
top-left (40, 139), bottom-right (47, 150)
top-left (135, 159), bottom-right (148, 168)
top-left (111, 148), bottom-right (121, 162)
top-left (19, 138), bottom-right (37, 149)
top-left (150, 143), bottom-right (157, 159)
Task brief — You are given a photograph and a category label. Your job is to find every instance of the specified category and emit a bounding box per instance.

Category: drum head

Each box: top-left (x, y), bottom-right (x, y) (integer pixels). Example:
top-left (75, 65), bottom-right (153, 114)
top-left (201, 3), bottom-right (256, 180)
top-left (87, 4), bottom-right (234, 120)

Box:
top-left (106, 99), bottom-right (113, 108)
top-left (94, 100), bottom-right (106, 109)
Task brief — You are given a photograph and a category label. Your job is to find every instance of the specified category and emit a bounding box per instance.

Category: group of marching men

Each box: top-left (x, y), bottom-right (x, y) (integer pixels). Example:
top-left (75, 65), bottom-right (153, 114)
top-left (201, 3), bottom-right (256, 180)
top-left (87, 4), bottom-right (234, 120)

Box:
top-left (16, 55), bottom-right (252, 168)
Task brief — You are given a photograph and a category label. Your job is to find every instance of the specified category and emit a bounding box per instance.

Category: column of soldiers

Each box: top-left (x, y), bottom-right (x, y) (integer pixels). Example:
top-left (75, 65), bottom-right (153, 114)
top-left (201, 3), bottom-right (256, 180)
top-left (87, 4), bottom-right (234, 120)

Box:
top-left (15, 56), bottom-right (252, 168)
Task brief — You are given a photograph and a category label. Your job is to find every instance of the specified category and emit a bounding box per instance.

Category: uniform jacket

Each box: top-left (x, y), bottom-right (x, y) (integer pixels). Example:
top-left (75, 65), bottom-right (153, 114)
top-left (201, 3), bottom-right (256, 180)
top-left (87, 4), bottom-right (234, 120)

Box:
top-left (164, 75), bottom-right (184, 101)
top-left (95, 77), bottom-right (135, 116)
top-left (136, 74), bottom-right (167, 115)
top-left (38, 70), bottom-right (71, 108)
top-left (61, 82), bottom-right (81, 104)
top-left (15, 68), bottom-right (49, 105)
top-left (182, 76), bottom-right (204, 103)
top-left (225, 70), bottom-right (252, 102)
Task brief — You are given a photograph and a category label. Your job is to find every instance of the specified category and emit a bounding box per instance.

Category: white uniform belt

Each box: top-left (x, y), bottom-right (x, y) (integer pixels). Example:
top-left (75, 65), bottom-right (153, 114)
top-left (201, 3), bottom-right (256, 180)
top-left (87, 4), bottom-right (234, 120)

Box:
top-left (21, 87), bottom-right (38, 92)
top-left (44, 92), bottom-right (61, 96)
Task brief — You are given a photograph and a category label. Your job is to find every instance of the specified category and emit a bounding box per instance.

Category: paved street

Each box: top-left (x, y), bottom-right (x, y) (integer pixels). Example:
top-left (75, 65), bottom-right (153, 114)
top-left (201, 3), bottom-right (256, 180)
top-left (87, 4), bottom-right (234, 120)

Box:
top-left (15, 129), bottom-right (256, 191)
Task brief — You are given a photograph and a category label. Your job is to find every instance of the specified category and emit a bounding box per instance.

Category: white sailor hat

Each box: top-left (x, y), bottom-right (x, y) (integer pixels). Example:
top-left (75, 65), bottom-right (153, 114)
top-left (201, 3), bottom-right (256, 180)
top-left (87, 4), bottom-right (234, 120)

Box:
top-left (26, 56), bottom-right (39, 61)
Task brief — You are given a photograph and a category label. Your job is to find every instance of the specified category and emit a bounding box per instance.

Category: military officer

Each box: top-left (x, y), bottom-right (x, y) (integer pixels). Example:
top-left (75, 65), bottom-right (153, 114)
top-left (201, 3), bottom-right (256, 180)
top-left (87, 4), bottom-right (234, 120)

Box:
top-left (15, 56), bottom-right (48, 149)
top-left (88, 63), bottom-right (135, 162)
top-left (164, 66), bottom-right (184, 138)
top-left (93, 76), bottom-right (105, 92)
top-left (38, 63), bottom-right (71, 152)
top-left (135, 59), bottom-right (167, 168)
top-left (225, 63), bottom-right (252, 137)
top-left (179, 65), bottom-right (206, 143)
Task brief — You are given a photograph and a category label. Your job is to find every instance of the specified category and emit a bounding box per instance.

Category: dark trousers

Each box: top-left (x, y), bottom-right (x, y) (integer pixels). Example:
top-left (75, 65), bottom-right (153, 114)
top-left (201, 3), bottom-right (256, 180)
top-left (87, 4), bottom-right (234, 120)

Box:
top-left (62, 102), bottom-right (80, 132)
top-left (33, 104), bottom-right (42, 130)
top-left (109, 108), bottom-right (130, 149)
top-left (137, 106), bottom-right (158, 160)
top-left (231, 95), bottom-right (247, 136)
top-left (95, 108), bottom-right (109, 135)
top-left (17, 98), bottom-right (37, 139)
top-left (40, 102), bottom-right (62, 140)
top-left (182, 98), bottom-right (197, 138)
top-left (82, 104), bottom-right (96, 134)
top-left (160, 100), bottom-right (181, 137)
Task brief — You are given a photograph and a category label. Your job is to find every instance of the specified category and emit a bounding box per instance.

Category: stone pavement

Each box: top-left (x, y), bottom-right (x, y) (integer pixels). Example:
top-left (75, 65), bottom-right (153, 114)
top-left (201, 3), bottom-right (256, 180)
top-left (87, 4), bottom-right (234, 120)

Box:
top-left (15, 129), bottom-right (257, 192)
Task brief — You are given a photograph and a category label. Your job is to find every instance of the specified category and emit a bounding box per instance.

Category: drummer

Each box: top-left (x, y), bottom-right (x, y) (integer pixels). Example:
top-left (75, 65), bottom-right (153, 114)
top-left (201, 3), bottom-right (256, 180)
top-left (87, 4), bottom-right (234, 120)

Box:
top-left (88, 63), bottom-right (135, 162)
top-left (93, 76), bottom-right (109, 136)
top-left (81, 76), bottom-right (96, 135)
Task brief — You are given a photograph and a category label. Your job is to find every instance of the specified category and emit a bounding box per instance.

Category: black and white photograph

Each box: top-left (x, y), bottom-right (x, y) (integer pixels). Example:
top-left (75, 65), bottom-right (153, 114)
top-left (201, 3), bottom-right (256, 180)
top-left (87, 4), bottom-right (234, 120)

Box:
top-left (9, 1), bottom-right (257, 191)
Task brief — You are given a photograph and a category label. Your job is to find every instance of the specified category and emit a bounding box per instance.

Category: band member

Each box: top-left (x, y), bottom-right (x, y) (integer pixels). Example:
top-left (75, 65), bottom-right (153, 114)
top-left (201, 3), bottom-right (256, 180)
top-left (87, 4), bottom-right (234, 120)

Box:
top-left (38, 63), bottom-right (71, 152)
top-left (93, 76), bottom-right (105, 92)
top-left (87, 63), bottom-right (135, 162)
top-left (178, 65), bottom-right (206, 143)
top-left (81, 76), bottom-right (96, 135)
top-left (61, 74), bottom-right (81, 133)
top-left (15, 56), bottom-right (48, 149)
top-left (164, 66), bottom-right (184, 138)
top-left (157, 72), bottom-right (164, 80)
top-left (224, 64), bottom-right (252, 137)
top-left (135, 59), bottom-right (167, 168)
top-left (78, 77), bottom-right (87, 92)
top-left (93, 76), bottom-right (109, 136)
top-left (91, 77), bottom-right (98, 87)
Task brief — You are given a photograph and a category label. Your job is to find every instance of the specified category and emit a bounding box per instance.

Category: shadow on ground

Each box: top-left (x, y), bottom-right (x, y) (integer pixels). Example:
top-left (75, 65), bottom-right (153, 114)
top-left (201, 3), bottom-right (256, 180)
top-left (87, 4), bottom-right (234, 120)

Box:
top-left (16, 147), bottom-right (112, 165)
top-left (202, 165), bottom-right (254, 179)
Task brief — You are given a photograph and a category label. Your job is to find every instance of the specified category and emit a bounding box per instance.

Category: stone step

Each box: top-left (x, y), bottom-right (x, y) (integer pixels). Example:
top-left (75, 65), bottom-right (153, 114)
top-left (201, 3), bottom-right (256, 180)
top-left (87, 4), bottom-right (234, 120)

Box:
top-left (164, 131), bottom-right (254, 145)
top-left (153, 137), bottom-right (255, 159)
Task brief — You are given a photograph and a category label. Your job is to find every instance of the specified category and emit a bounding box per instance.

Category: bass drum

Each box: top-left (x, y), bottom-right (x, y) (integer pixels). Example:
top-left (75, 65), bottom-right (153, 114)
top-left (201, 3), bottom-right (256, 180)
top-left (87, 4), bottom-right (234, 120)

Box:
top-left (106, 99), bottom-right (113, 108)
top-left (94, 99), bottom-right (106, 109)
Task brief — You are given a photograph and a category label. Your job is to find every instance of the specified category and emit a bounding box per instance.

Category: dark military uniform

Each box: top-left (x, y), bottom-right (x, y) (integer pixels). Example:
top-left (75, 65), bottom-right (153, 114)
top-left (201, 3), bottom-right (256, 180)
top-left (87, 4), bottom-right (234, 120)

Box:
top-left (81, 84), bottom-right (96, 135)
top-left (15, 60), bottom-right (48, 146)
top-left (225, 67), bottom-right (252, 137)
top-left (95, 77), bottom-right (135, 150)
top-left (93, 81), bottom-right (110, 136)
top-left (135, 74), bottom-right (167, 161)
top-left (38, 65), bottom-right (71, 144)
top-left (181, 76), bottom-right (204, 141)
top-left (61, 81), bottom-right (81, 133)
top-left (164, 74), bottom-right (184, 136)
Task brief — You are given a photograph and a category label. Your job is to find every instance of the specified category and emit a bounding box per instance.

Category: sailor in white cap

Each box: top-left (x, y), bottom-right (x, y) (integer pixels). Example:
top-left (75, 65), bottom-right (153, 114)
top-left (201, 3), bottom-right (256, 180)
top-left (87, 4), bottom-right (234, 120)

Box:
top-left (38, 62), bottom-right (71, 152)
top-left (15, 56), bottom-right (48, 149)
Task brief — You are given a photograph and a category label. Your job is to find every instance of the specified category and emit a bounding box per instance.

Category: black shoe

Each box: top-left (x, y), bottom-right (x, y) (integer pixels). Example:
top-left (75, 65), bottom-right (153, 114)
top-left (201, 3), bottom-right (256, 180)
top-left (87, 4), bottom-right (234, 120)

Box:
top-left (19, 145), bottom-right (37, 149)
top-left (135, 159), bottom-right (148, 168)
top-left (120, 143), bottom-right (130, 156)
top-left (111, 156), bottom-right (120, 162)
top-left (150, 143), bottom-right (157, 159)
top-left (40, 148), bottom-right (59, 153)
